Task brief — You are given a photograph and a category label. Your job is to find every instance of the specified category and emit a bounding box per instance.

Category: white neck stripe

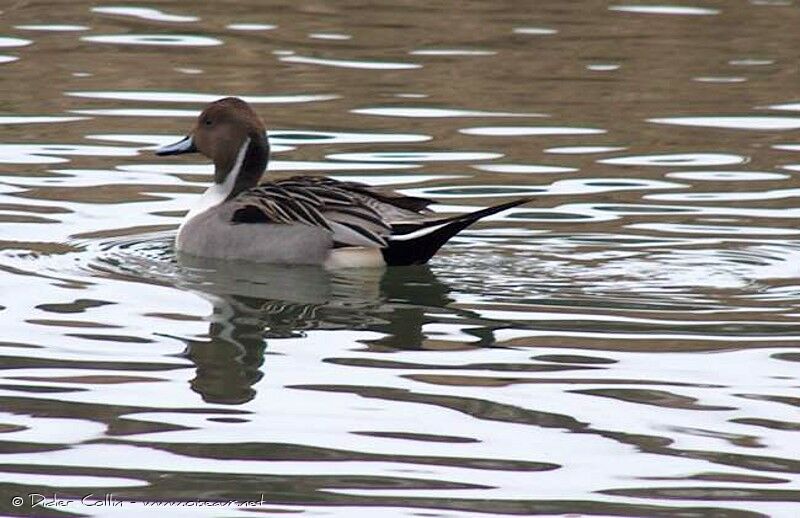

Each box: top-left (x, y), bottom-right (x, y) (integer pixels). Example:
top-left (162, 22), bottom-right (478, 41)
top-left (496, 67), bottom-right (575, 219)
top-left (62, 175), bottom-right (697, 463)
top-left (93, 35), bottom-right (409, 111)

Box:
top-left (181, 138), bottom-right (251, 224)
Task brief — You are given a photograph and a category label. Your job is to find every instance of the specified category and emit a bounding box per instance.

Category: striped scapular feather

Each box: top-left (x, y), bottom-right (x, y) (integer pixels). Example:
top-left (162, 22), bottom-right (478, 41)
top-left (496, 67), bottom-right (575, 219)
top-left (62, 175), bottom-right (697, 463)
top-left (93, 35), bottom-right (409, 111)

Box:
top-left (230, 176), bottom-right (400, 247)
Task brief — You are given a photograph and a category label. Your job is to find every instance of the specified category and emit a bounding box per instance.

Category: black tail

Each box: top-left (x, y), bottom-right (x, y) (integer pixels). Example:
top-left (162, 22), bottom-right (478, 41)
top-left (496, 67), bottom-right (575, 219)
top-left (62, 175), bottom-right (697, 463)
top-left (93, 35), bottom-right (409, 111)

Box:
top-left (381, 198), bottom-right (532, 266)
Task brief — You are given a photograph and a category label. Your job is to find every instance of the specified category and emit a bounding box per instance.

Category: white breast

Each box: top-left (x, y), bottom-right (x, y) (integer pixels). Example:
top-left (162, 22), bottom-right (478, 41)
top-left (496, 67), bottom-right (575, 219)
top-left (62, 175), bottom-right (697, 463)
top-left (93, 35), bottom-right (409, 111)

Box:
top-left (176, 138), bottom-right (250, 241)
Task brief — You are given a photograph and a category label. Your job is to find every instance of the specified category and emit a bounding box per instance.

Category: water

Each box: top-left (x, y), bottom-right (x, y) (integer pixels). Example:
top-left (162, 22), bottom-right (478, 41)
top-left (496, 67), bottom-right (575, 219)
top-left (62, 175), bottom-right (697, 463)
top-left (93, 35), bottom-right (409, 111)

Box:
top-left (1, 1), bottom-right (799, 516)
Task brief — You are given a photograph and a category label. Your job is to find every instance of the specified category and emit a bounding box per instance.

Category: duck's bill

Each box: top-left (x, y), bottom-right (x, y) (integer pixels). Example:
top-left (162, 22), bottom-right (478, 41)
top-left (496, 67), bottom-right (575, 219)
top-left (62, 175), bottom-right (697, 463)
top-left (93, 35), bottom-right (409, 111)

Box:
top-left (155, 135), bottom-right (197, 156)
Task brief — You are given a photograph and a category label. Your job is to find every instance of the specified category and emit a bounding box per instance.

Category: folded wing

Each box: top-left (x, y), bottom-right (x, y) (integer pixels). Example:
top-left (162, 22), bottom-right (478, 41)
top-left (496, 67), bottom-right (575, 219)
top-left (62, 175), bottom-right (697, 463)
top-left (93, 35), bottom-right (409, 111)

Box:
top-left (230, 175), bottom-right (531, 265)
top-left (231, 176), bottom-right (427, 248)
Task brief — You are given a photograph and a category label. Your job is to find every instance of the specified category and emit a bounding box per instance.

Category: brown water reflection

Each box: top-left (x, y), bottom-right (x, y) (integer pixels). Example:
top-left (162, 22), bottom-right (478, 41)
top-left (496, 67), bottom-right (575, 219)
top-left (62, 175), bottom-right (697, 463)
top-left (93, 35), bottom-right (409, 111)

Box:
top-left (1, 1), bottom-right (800, 517)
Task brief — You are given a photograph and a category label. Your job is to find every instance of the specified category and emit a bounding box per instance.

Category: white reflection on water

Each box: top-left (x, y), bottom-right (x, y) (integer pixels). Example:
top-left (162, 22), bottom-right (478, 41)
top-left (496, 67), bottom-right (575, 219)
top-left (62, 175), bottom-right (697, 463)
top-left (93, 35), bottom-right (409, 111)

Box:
top-left (15, 25), bottom-right (89, 31)
top-left (71, 108), bottom-right (202, 117)
top-left (559, 202), bottom-right (800, 221)
top-left (310, 33), bottom-right (353, 41)
top-left (410, 49), bottom-right (496, 56)
top-left (693, 76), bottom-right (748, 83)
top-left (599, 153), bottom-right (747, 166)
top-left (729, 58), bottom-right (774, 66)
top-left (0, 472), bottom-right (146, 488)
top-left (405, 177), bottom-right (682, 198)
top-left (0, 144), bottom-right (139, 164)
top-left (460, 126), bottom-right (606, 136)
top-left (352, 107), bottom-right (545, 118)
top-left (751, 0), bottom-right (793, 5)
top-left (609, 5), bottom-right (720, 15)
top-left (0, 116), bottom-right (88, 124)
top-left (0, 36), bottom-right (32, 47)
top-left (91, 6), bottom-right (199, 23)
top-left (327, 151), bottom-right (503, 162)
top-left (513, 27), bottom-right (558, 35)
top-left (67, 91), bottom-right (339, 104)
top-left (773, 144), bottom-right (800, 151)
top-left (82, 35), bottom-right (221, 47)
top-left (328, 174), bottom-right (465, 186)
top-left (666, 171), bottom-right (790, 181)
top-left (546, 146), bottom-right (627, 154)
top-left (19, 168), bottom-right (177, 188)
top-left (629, 222), bottom-right (800, 236)
top-left (765, 102), bottom-right (800, 111)
top-left (280, 55), bottom-right (421, 70)
top-left (649, 116), bottom-right (800, 130)
top-left (269, 130), bottom-right (431, 145)
top-left (586, 64), bottom-right (621, 71)
top-left (227, 23), bottom-right (277, 31)
top-left (262, 160), bottom-right (422, 172)
top-left (648, 188), bottom-right (800, 202)
top-left (473, 164), bottom-right (578, 174)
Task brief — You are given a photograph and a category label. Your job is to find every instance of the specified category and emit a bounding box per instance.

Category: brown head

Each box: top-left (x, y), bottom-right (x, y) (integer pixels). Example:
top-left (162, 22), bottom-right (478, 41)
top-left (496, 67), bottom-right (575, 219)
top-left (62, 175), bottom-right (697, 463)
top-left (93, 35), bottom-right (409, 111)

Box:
top-left (156, 97), bottom-right (270, 195)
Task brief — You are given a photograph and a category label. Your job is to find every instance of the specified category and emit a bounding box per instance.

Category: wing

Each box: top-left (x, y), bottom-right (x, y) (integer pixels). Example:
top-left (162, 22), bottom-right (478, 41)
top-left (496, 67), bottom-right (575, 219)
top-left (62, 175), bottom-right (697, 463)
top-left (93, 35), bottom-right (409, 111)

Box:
top-left (277, 176), bottom-right (435, 223)
top-left (230, 178), bottom-right (392, 248)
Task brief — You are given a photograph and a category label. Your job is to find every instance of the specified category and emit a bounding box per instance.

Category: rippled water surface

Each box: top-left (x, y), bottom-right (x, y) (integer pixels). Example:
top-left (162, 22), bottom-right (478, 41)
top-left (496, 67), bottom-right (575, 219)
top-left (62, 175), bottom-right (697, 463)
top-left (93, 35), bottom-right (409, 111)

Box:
top-left (1, 1), bottom-right (799, 516)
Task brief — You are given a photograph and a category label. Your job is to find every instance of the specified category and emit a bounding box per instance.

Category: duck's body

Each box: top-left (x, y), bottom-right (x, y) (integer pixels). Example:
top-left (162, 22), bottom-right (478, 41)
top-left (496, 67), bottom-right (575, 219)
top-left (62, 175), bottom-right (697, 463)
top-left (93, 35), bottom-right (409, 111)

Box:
top-left (157, 97), bottom-right (530, 268)
top-left (176, 198), bottom-right (337, 264)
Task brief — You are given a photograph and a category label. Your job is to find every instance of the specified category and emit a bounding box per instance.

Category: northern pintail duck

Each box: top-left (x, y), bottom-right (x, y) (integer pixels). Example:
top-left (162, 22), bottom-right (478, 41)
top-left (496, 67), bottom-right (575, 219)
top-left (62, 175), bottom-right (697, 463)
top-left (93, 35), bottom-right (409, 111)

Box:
top-left (156, 97), bottom-right (530, 268)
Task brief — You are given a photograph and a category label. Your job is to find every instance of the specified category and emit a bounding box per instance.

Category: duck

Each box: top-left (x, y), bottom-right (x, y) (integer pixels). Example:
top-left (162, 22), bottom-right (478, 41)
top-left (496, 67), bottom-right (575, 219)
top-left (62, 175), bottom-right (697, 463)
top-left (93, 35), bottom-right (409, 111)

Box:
top-left (156, 97), bottom-right (531, 268)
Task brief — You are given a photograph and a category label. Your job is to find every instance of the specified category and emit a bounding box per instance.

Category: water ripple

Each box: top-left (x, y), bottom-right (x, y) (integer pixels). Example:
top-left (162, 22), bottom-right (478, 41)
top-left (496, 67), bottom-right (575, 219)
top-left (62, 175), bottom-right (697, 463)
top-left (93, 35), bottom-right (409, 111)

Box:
top-left (91, 6), bottom-right (199, 23)
top-left (81, 35), bottom-right (221, 47)
top-left (546, 146), bottom-right (627, 154)
top-left (460, 126), bottom-right (606, 136)
top-left (649, 116), bottom-right (800, 130)
top-left (280, 55), bottom-right (421, 70)
top-left (609, 5), bottom-right (720, 15)
top-left (15, 25), bottom-right (89, 32)
top-left (410, 49), bottom-right (496, 56)
top-left (405, 178), bottom-right (682, 198)
top-left (67, 91), bottom-right (339, 104)
top-left (666, 171), bottom-right (789, 181)
top-left (327, 151), bottom-right (503, 162)
top-left (227, 23), bottom-right (276, 31)
top-left (0, 116), bottom-right (88, 125)
top-left (310, 33), bottom-right (352, 41)
top-left (352, 107), bottom-right (545, 118)
top-left (0, 37), bottom-right (32, 47)
top-left (513, 27), bottom-right (559, 35)
top-left (473, 164), bottom-right (578, 174)
top-left (599, 153), bottom-right (747, 167)
top-left (0, 144), bottom-right (138, 165)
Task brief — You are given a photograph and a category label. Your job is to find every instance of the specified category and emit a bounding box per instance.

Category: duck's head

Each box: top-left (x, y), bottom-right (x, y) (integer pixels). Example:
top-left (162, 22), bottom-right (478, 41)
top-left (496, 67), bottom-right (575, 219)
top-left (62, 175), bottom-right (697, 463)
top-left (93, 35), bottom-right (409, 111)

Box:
top-left (156, 97), bottom-right (270, 192)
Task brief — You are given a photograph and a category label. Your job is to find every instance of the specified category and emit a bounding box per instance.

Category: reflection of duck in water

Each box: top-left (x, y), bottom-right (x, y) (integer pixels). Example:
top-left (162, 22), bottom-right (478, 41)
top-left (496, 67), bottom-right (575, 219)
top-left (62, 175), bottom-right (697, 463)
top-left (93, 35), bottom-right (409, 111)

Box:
top-left (156, 97), bottom-right (530, 268)
top-left (171, 259), bottom-right (496, 404)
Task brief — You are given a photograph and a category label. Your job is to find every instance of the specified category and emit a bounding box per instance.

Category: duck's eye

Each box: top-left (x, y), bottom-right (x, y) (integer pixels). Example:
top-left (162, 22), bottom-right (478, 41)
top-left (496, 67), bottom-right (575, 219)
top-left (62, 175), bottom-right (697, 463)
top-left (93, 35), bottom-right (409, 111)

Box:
top-left (203, 118), bottom-right (213, 126)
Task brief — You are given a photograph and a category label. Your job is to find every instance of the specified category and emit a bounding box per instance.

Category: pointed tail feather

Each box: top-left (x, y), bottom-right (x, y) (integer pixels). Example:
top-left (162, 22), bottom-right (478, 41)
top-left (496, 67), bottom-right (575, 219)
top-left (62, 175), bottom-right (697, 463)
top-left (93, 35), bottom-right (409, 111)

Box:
top-left (382, 197), bottom-right (532, 266)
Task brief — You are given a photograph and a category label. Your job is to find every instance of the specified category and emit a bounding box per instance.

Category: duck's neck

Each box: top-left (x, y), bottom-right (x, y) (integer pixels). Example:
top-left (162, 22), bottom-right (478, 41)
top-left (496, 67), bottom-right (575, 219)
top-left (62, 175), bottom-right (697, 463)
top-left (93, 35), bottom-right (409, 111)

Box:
top-left (215, 135), bottom-right (269, 199)
top-left (185, 136), bottom-right (269, 222)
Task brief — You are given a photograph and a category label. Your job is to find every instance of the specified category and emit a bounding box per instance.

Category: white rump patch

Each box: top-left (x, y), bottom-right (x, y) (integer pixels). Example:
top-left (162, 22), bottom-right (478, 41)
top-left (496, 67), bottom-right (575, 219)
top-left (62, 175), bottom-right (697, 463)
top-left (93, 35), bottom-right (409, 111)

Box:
top-left (325, 247), bottom-right (385, 269)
